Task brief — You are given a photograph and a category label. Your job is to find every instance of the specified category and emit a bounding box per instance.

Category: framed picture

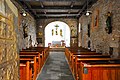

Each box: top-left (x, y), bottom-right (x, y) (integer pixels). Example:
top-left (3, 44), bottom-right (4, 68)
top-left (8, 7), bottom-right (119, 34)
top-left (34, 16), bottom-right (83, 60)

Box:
top-left (91, 9), bottom-right (99, 31)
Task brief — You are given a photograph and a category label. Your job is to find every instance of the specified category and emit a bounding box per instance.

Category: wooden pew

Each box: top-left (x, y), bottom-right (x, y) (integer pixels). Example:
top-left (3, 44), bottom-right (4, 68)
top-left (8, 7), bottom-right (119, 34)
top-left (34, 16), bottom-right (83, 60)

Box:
top-left (75, 57), bottom-right (120, 80)
top-left (70, 52), bottom-right (101, 64)
top-left (20, 47), bottom-right (49, 80)
top-left (65, 47), bottom-right (120, 80)
top-left (67, 51), bottom-right (102, 72)
top-left (20, 55), bottom-right (39, 79)
top-left (66, 47), bottom-right (92, 52)
top-left (22, 47), bottom-right (49, 65)
top-left (65, 47), bottom-right (97, 64)
top-left (71, 54), bottom-right (110, 73)
top-left (21, 47), bottom-right (49, 68)
top-left (21, 49), bottom-right (44, 65)
top-left (20, 64), bottom-right (27, 80)
top-left (79, 62), bottom-right (120, 80)
top-left (20, 52), bottom-right (41, 71)
top-left (65, 47), bottom-right (99, 74)
top-left (73, 55), bottom-right (110, 79)
top-left (20, 58), bottom-right (34, 80)
top-left (20, 51), bottom-right (42, 80)
top-left (35, 47), bottom-right (49, 65)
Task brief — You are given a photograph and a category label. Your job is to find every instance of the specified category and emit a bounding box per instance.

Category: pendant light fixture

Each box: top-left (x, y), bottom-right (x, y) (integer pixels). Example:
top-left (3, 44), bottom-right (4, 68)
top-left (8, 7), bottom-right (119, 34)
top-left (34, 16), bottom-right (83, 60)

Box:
top-left (86, 0), bottom-right (91, 16)
top-left (22, 3), bottom-right (27, 17)
top-left (22, 11), bottom-right (27, 17)
top-left (86, 11), bottom-right (90, 16)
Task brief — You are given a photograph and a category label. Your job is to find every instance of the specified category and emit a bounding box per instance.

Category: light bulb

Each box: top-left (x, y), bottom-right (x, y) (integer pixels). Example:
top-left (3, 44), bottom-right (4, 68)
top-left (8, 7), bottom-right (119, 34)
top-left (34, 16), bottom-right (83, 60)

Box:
top-left (86, 12), bottom-right (89, 16)
top-left (22, 12), bottom-right (27, 16)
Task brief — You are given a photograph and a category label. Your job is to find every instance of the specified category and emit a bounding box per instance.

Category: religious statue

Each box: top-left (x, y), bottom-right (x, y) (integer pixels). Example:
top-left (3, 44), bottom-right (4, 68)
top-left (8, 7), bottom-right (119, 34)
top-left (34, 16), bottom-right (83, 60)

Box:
top-left (105, 12), bottom-right (112, 34)
top-left (55, 29), bottom-right (58, 35)
top-left (52, 29), bottom-right (54, 36)
top-left (22, 20), bottom-right (28, 38)
top-left (60, 29), bottom-right (63, 37)
top-left (71, 25), bottom-right (77, 37)
top-left (55, 24), bottom-right (59, 35)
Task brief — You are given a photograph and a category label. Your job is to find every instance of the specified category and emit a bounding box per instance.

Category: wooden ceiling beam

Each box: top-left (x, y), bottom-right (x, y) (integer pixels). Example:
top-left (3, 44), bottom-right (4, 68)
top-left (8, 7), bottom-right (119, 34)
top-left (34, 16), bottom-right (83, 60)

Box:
top-left (19, 0), bottom-right (82, 2)
top-left (36, 14), bottom-right (79, 17)
top-left (17, 0), bottom-right (98, 19)
top-left (30, 6), bottom-right (83, 10)
top-left (35, 16), bottom-right (78, 19)
top-left (36, 12), bottom-right (78, 14)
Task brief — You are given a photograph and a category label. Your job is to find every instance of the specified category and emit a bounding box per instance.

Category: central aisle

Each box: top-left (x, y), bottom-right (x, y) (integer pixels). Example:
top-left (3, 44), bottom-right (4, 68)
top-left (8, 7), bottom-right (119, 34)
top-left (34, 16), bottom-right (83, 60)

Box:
top-left (36, 51), bottom-right (75, 80)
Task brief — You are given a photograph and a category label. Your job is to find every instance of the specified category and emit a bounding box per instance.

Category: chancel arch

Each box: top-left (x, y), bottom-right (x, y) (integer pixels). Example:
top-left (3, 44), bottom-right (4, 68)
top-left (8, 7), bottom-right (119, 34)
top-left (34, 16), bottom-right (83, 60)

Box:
top-left (45, 21), bottom-right (70, 47)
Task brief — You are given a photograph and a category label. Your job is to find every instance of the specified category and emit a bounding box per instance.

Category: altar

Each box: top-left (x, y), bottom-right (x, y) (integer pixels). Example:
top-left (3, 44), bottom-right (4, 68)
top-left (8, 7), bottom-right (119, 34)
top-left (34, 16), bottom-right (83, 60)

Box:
top-left (48, 41), bottom-right (65, 48)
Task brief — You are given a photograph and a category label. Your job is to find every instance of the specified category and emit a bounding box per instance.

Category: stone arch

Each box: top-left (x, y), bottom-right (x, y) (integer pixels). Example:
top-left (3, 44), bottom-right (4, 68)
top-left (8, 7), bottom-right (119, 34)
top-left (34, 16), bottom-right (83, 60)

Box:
top-left (44, 21), bottom-right (70, 47)
top-left (43, 19), bottom-right (72, 30)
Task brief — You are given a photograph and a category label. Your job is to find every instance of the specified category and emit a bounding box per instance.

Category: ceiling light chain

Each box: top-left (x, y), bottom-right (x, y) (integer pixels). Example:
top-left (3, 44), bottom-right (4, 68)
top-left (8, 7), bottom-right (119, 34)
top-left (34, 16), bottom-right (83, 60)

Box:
top-left (86, 0), bottom-right (90, 16)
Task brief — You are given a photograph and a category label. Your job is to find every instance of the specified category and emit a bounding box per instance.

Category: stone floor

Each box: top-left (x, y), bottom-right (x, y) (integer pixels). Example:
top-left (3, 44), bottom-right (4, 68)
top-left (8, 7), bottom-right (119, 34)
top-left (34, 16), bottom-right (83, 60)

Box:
top-left (36, 51), bottom-right (75, 80)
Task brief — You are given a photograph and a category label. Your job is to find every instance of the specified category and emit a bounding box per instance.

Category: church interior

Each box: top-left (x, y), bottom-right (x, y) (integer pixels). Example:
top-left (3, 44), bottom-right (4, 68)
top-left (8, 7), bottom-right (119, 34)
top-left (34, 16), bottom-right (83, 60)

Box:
top-left (0, 0), bottom-right (120, 80)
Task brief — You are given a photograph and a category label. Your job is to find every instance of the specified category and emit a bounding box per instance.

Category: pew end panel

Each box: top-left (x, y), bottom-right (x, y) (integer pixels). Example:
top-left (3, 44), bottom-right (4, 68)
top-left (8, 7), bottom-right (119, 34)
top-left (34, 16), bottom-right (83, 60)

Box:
top-left (80, 63), bottom-right (120, 80)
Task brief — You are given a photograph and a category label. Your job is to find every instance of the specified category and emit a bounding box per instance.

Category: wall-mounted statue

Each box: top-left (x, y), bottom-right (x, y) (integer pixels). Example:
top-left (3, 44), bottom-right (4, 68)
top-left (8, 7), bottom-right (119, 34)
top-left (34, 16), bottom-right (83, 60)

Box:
top-left (71, 25), bottom-right (77, 37)
top-left (105, 12), bottom-right (112, 34)
top-left (22, 20), bottom-right (28, 38)
top-left (60, 29), bottom-right (63, 37)
top-left (55, 24), bottom-right (59, 35)
top-left (52, 29), bottom-right (54, 36)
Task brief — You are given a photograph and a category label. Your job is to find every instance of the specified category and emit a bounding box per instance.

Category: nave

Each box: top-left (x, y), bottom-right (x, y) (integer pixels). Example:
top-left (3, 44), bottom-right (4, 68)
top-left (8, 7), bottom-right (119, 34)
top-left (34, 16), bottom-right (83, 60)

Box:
top-left (0, 0), bottom-right (120, 80)
top-left (37, 51), bottom-right (75, 80)
top-left (19, 47), bottom-right (120, 80)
